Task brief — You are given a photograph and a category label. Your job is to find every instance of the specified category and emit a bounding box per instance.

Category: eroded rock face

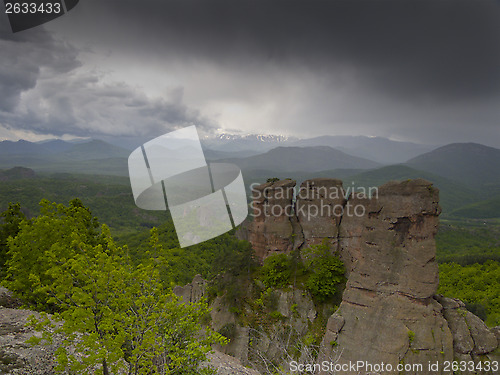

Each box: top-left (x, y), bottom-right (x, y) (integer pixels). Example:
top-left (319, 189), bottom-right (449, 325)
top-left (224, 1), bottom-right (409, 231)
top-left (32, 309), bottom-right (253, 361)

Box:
top-left (295, 178), bottom-right (345, 249)
top-left (242, 179), bottom-right (301, 260)
top-left (436, 295), bottom-right (498, 356)
top-left (316, 180), bottom-right (453, 374)
top-left (339, 179), bottom-right (441, 293)
top-left (241, 178), bottom-right (498, 374)
top-left (172, 274), bottom-right (207, 303)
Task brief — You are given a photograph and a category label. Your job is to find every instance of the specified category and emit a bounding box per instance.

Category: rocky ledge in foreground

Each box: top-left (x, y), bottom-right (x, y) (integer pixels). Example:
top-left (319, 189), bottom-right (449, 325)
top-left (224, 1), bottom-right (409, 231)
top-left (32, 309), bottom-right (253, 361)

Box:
top-left (0, 303), bottom-right (261, 375)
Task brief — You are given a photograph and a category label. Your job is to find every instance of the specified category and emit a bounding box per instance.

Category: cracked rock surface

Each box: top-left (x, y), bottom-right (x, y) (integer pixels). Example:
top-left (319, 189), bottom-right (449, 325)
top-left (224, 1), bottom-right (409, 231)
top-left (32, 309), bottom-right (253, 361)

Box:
top-left (240, 178), bottom-right (499, 374)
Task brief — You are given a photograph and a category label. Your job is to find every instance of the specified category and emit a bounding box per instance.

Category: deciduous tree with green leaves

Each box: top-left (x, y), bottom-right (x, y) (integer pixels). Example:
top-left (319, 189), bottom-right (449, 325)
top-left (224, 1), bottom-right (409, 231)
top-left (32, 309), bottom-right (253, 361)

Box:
top-left (303, 241), bottom-right (345, 302)
top-left (2, 198), bottom-right (102, 310)
top-left (4, 200), bottom-right (225, 374)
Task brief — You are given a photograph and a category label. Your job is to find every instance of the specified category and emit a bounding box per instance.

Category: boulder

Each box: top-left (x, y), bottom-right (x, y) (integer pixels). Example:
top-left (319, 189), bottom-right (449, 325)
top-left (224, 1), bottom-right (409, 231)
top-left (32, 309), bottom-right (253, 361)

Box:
top-left (0, 307), bottom-right (59, 374)
top-left (435, 295), bottom-right (498, 357)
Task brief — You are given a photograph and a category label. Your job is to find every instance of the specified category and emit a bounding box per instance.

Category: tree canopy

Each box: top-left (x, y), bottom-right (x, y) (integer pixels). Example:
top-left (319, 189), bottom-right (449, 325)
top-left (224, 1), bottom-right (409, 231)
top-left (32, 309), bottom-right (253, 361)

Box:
top-left (2, 199), bottom-right (226, 374)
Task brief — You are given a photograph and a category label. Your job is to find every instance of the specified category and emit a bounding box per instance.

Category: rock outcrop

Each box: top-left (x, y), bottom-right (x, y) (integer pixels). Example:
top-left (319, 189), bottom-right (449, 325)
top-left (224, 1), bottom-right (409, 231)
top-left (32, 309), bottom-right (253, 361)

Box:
top-left (0, 300), bottom-right (262, 375)
top-left (172, 274), bottom-right (207, 303)
top-left (317, 180), bottom-right (452, 374)
top-left (241, 179), bottom-right (301, 260)
top-left (0, 307), bottom-right (59, 374)
top-left (435, 295), bottom-right (499, 366)
top-left (296, 178), bottom-right (345, 249)
top-left (239, 178), bottom-right (499, 374)
top-left (0, 287), bottom-right (22, 309)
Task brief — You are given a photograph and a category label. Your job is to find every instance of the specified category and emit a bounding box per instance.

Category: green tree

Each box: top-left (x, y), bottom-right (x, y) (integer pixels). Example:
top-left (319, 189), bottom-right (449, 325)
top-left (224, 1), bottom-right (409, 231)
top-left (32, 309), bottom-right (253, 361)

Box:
top-left (303, 242), bottom-right (345, 302)
top-left (2, 199), bottom-right (102, 310)
top-left (124, 223), bottom-right (256, 286)
top-left (29, 229), bottom-right (224, 374)
top-left (5, 201), bottom-right (226, 374)
top-left (260, 254), bottom-right (292, 288)
top-left (0, 202), bottom-right (26, 277)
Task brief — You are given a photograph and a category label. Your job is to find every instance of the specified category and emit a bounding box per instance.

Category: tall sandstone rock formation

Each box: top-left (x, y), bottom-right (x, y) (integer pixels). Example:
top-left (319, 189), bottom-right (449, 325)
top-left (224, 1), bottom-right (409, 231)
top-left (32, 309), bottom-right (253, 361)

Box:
top-left (239, 178), bottom-right (499, 374)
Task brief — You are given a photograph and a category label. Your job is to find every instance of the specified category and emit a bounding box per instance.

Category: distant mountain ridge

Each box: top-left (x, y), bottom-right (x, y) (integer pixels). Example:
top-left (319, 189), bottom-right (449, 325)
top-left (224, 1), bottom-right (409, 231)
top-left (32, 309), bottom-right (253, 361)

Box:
top-left (406, 142), bottom-right (500, 189)
top-left (0, 137), bottom-right (499, 219)
top-left (220, 145), bottom-right (381, 172)
top-left (61, 140), bottom-right (129, 160)
top-left (0, 140), bottom-right (51, 155)
top-left (291, 135), bottom-right (437, 164)
top-left (5, 134), bottom-right (437, 165)
top-left (0, 139), bottom-right (129, 160)
top-left (0, 139), bottom-right (129, 176)
top-left (202, 133), bottom-right (298, 153)
top-left (37, 139), bottom-right (75, 153)
top-left (200, 133), bottom-right (438, 164)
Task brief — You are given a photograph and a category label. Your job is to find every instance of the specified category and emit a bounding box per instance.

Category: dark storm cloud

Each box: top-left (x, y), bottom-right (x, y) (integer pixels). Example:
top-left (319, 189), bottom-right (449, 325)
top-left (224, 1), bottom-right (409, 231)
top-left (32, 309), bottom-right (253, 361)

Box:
top-left (1, 0), bottom-right (499, 144)
top-left (88, 0), bottom-right (500, 102)
top-left (0, 21), bottom-right (80, 111)
top-left (0, 18), bottom-right (216, 138)
top-left (4, 72), bottom-right (216, 137)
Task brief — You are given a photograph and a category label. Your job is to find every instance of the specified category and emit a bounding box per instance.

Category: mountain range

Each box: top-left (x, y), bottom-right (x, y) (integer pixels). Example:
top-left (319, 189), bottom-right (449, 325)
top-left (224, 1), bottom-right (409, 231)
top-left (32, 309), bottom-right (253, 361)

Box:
top-left (291, 135), bottom-right (437, 164)
top-left (201, 134), bottom-right (438, 164)
top-left (407, 142), bottom-right (500, 188)
top-left (0, 136), bottom-right (499, 218)
top-left (219, 146), bottom-right (381, 172)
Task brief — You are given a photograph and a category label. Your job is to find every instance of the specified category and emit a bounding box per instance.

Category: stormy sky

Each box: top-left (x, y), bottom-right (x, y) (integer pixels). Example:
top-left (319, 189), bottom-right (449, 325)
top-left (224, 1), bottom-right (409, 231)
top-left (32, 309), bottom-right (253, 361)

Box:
top-left (1, 0), bottom-right (499, 147)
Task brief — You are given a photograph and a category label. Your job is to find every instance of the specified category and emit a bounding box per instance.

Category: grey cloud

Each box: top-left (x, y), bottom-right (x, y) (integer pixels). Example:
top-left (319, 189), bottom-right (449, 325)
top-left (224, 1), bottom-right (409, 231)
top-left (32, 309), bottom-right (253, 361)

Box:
top-left (0, 20), bottom-right (217, 138)
top-left (1, 0), bottom-right (499, 146)
top-left (81, 0), bottom-right (500, 102)
top-left (3, 71), bottom-right (216, 138)
top-left (0, 21), bottom-right (80, 111)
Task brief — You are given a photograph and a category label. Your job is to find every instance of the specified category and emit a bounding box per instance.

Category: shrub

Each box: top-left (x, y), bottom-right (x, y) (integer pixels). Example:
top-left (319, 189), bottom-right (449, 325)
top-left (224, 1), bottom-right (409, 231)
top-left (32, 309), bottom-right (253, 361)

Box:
top-left (260, 254), bottom-right (292, 288)
top-left (266, 178), bottom-right (280, 184)
top-left (303, 242), bottom-right (345, 302)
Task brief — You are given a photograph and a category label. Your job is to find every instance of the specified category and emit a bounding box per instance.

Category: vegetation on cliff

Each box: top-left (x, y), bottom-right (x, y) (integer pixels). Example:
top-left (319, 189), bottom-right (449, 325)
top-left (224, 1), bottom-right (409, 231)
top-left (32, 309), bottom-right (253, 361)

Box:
top-left (258, 242), bottom-right (345, 303)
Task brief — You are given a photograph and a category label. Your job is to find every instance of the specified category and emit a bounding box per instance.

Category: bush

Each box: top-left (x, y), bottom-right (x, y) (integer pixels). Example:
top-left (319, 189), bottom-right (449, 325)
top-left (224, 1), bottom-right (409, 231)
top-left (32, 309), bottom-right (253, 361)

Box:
top-left (269, 311), bottom-right (286, 321)
top-left (266, 178), bottom-right (280, 184)
top-left (260, 254), bottom-right (292, 288)
top-left (303, 242), bottom-right (345, 302)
